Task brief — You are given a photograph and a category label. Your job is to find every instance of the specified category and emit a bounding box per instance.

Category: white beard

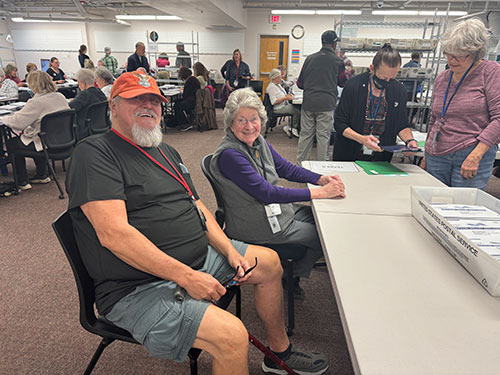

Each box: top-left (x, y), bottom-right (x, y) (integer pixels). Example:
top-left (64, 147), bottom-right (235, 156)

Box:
top-left (131, 123), bottom-right (163, 147)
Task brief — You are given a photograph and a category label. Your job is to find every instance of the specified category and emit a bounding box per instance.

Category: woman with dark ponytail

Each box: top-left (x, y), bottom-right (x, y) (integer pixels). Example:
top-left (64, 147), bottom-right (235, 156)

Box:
top-left (333, 43), bottom-right (418, 161)
top-left (78, 44), bottom-right (91, 68)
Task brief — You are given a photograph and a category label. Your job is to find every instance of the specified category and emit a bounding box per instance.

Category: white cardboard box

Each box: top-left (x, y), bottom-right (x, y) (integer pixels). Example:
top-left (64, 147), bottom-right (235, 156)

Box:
top-left (411, 186), bottom-right (500, 296)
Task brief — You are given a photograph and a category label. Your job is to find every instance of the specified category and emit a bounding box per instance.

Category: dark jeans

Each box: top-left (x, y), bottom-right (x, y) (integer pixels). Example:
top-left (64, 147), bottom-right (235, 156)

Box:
top-left (6, 137), bottom-right (48, 184)
top-left (173, 99), bottom-right (195, 127)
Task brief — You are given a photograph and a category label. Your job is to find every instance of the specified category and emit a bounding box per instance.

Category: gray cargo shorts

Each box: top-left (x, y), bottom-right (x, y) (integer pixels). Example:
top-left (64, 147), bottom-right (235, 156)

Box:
top-left (104, 240), bottom-right (248, 362)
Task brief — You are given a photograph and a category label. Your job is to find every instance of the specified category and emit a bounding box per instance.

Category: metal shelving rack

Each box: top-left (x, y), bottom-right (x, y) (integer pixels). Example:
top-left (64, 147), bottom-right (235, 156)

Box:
top-left (146, 30), bottom-right (200, 82)
top-left (334, 13), bottom-right (447, 132)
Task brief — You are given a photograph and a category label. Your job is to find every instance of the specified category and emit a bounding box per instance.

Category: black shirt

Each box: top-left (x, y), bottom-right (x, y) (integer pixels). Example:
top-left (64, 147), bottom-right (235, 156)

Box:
top-left (66, 132), bottom-right (208, 314)
top-left (78, 54), bottom-right (90, 68)
top-left (46, 67), bottom-right (65, 82)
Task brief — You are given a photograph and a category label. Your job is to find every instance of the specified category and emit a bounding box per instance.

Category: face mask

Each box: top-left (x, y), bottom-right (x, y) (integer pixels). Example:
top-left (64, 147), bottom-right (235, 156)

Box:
top-left (372, 73), bottom-right (391, 90)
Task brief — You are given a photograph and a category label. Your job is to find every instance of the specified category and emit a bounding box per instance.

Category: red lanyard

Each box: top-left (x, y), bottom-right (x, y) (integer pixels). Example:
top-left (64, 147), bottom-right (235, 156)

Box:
top-left (111, 129), bottom-right (194, 198)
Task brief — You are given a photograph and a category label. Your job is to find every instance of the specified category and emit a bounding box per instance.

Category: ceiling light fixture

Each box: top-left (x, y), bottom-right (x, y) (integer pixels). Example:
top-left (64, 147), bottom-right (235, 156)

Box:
top-left (372, 10), bottom-right (419, 15)
top-left (316, 10), bottom-right (362, 15)
top-left (115, 15), bottom-right (182, 21)
top-left (156, 15), bottom-right (182, 20)
top-left (271, 10), bottom-right (315, 15)
top-left (11, 16), bottom-right (83, 23)
top-left (419, 11), bottom-right (468, 16)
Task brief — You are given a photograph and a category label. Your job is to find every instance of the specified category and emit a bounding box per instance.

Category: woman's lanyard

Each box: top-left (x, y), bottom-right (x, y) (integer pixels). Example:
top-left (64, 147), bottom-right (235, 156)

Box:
top-left (441, 62), bottom-right (475, 119)
top-left (111, 129), bottom-right (194, 199)
top-left (369, 78), bottom-right (384, 133)
top-left (433, 62), bottom-right (475, 145)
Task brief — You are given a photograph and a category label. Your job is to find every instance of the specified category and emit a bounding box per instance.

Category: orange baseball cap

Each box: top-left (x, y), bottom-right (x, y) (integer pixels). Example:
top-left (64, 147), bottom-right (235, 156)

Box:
top-left (110, 71), bottom-right (167, 103)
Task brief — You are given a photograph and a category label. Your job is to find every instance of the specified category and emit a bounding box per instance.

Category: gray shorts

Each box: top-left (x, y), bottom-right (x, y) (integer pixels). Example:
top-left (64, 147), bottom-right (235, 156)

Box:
top-left (104, 240), bottom-right (248, 362)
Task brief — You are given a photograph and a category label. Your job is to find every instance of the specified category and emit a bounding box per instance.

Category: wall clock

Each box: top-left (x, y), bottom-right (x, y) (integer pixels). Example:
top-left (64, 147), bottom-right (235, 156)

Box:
top-left (291, 25), bottom-right (305, 39)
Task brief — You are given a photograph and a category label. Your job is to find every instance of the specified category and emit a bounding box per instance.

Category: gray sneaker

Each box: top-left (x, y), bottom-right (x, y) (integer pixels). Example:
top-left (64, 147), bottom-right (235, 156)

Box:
top-left (262, 346), bottom-right (329, 375)
top-left (30, 175), bottom-right (51, 184)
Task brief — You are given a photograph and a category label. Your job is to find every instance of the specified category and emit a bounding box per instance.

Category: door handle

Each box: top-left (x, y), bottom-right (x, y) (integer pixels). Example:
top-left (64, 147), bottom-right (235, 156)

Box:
top-left (260, 72), bottom-right (270, 75)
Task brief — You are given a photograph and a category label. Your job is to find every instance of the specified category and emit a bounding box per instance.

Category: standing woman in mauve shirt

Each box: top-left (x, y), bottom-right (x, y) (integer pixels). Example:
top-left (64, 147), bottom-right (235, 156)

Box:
top-left (423, 18), bottom-right (500, 190)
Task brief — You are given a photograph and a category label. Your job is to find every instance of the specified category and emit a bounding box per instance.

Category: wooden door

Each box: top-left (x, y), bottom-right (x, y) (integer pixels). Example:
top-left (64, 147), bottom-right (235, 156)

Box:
top-left (259, 35), bottom-right (289, 97)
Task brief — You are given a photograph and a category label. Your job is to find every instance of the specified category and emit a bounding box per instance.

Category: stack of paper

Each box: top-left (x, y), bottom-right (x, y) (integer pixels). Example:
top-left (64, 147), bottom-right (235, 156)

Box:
top-left (431, 204), bottom-right (500, 261)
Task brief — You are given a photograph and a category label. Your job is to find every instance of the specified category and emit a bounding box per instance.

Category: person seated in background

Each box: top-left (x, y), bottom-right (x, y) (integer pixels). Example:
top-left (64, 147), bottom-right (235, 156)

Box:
top-left (46, 57), bottom-right (67, 84)
top-left (65, 71), bottom-right (330, 375)
top-left (3, 70), bottom-right (69, 190)
top-left (156, 52), bottom-right (170, 68)
top-left (193, 62), bottom-right (210, 89)
top-left (24, 63), bottom-right (37, 82)
top-left (167, 67), bottom-right (200, 132)
top-left (337, 51), bottom-right (354, 88)
top-left (127, 42), bottom-right (150, 73)
top-left (175, 41), bottom-right (192, 68)
top-left (277, 65), bottom-right (294, 92)
top-left (97, 59), bottom-right (106, 68)
top-left (0, 68), bottom-right (18, 98)
top-left (78, 44), bottom-right (91, 68)
top-left (220, 49), bottom-right (251, 93)
top-left (210, 88), bottom-right (346, 299)
top-left (4, 64), bottom-right (26, 87)
top-left (333, 44), bottom-right (418, 162)
top-left (69, 68), bottom-right (107, 140)
top-left (266, 69), bottom-right (301, 138)
top-left (94, 67), bottom-right (114, 98)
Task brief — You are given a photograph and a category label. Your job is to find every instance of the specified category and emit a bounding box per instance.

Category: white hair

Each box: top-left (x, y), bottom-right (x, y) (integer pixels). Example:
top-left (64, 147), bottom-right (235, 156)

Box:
top-left (75, 68), bottom-right (95, 86)
top-left (131, 122), bottom-right (163, 147)
top-left (441, 18), bottom-right (489, 61)
top-left (223, 87), bottom-right (267, 131)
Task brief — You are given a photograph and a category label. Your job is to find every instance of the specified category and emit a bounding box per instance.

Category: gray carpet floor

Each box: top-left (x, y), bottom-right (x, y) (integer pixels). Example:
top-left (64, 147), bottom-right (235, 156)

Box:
top-left (2, 109), bottom-right (500, 375)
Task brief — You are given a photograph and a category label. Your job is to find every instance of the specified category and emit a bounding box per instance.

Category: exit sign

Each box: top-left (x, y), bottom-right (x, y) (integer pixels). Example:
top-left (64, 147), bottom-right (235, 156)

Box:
top-left (269, 15), bottom-right (280, 24)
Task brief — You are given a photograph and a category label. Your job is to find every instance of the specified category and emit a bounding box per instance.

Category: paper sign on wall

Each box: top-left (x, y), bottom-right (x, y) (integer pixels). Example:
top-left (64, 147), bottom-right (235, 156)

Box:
top-left (291, 49), bottom-right (300, 63)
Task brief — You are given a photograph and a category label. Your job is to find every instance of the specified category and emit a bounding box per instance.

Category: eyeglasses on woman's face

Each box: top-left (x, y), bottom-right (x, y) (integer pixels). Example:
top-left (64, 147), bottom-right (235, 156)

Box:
top-left (443, 52), bottom-right (470, 62)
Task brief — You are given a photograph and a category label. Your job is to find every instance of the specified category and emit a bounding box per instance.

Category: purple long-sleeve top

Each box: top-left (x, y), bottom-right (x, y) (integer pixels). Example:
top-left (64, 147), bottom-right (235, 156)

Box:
top-left (217, 142), bottom-right (322, 204)
top-left (425, 60), bottom-right (500, 156)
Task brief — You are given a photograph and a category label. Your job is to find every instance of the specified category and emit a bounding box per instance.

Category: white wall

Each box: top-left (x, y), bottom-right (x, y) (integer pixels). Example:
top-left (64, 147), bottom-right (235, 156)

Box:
top-left (0, 21), bottom-right (16, 68)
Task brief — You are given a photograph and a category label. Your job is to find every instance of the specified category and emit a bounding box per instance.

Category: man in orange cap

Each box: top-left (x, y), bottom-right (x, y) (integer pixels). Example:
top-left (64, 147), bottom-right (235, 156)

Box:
top-left (65, 71), bottom-right (329, 375)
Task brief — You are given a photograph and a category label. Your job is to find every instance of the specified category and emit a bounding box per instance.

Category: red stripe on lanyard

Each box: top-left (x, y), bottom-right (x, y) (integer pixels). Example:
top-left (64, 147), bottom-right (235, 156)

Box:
top-left (111, 129), bottom-right (194, 199)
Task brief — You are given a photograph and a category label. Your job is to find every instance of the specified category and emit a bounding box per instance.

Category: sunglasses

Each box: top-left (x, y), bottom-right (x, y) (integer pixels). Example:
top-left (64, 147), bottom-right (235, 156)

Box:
top-left (223, 257), bottom-right (258, 288)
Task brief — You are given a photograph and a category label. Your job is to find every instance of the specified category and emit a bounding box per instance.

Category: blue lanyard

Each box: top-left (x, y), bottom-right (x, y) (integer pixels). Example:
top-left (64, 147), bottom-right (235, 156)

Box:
top-left (369, 78), bottom-right (384, 132)
top-left (441, 62), bottom-right (474, 119)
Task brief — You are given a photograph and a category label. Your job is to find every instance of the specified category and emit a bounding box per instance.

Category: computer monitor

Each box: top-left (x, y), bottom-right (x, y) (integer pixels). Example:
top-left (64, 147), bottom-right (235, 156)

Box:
top-left (40, 58), bottom-right (50, 72)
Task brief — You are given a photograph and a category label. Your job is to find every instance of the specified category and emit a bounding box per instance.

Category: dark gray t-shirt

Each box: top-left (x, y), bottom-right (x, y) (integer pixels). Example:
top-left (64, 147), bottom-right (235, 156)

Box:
top-left (66, 131), bottom-right (208, 315)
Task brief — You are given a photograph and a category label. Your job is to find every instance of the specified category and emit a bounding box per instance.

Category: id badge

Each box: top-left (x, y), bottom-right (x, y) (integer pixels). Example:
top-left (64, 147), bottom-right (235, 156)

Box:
top-left (362, 144), bottom-right (373, 155)
top-left (268, 216), bottom-right (281, 234)
top-left (192, 200), bottom-right (208, 232)
top-left (233, 80), bottom-right (239, 87)
top-left (264, 203), bottom-right (282, 217)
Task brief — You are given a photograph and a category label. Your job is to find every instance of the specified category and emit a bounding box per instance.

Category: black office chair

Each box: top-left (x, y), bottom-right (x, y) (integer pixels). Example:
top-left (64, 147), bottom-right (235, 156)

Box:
top-left (249, 80), bottom-right (263, 99)
top-left (201, 154), bottom-right (306, 335)
top-left (8, 108), bottom-right (76, 199)
top-left (263, 93), bottom-right (292, 139)
top-left (86, 100), bottom-right (111, 135)
top-left (18, 91), bottom-right (33, 102)
top-left (52, 211), bottom-right (241, 375)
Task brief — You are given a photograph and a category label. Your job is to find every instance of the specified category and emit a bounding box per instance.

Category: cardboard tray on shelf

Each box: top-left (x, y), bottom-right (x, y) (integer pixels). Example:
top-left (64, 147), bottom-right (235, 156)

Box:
top-left (411, 186), bottom-right (500, 296)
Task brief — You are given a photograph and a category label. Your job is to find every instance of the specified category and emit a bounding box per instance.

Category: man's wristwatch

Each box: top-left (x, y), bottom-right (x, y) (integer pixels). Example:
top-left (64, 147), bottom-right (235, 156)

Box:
top-left (405, 139), bottom-right (417, 146)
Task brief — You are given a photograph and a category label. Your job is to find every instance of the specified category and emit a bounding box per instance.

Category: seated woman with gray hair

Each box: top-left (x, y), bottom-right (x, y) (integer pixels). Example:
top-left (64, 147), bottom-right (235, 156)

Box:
top-left (0, 68), bottom-right (19, 98)
top-left (3, 70), bottom-right (69, 190)
top-left (423, 18), bottom-right (500, 189)
top-left (94, 66), bottom-right (114, 98)
top-left (69, 68), bottom-right (107, 140)
top-left (210, 87), bottom-right (346, 296)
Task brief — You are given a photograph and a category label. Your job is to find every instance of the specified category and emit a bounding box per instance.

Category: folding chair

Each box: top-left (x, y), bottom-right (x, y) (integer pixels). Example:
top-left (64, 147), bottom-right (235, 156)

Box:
top-left (263, 93), bottom-right (292, 138)
top-left (249, 80), bottom-right (263, 99)
top-left (201, 154), bottom-right (306, 336)
top-left (86, 100), bottom-right (111, 135)
top-left (52, 211), bottom-right (241, 375)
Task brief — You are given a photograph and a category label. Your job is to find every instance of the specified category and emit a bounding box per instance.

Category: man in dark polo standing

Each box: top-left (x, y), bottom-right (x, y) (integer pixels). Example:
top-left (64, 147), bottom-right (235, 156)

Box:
top-left (127, 42), bottom-right (150, 73)
top-left (296, 30), bottom-right (342, 164)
